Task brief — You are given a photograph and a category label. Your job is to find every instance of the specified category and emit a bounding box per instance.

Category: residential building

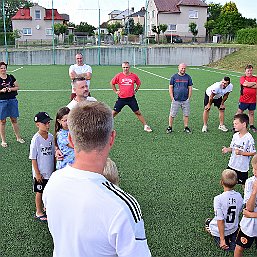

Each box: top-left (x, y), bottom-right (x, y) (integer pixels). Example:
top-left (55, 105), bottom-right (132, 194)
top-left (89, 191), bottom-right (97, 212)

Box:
top-left (107, 8), bottom-right (134, 26)
top-left (12, 3), bottom-right (64, 43)
top-left (146, 0), bottom-right (208, 41)
top-left (129, 7), bottom-right (146, 27)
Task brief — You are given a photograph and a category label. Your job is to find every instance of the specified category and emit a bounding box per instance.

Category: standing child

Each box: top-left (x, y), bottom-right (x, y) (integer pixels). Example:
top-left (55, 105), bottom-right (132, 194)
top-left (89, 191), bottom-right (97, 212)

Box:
top-left (222, 114), bottom-right (256, 186)
top-left (29, 112), bottom-right (55, 222)
top-left (205, 169), bottom-right (243, 251)
top-left (234, 154), bottom-right (257, 257)
top-left (54, 107), bottom-right (74, 170)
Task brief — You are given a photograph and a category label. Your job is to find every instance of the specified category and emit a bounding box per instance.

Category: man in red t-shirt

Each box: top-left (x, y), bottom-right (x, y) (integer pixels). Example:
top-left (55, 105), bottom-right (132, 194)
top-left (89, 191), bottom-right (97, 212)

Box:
top-left (236, 65), bottom-right (257, 132)
top-left (110, 61), bottom-right (152, 132)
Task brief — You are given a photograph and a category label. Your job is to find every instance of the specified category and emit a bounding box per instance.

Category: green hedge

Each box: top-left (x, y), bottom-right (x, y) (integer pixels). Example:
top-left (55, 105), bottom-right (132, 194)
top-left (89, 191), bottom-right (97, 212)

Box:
top-left (0, 32), bottom-right (15, 45)
top-left (236, 28), bottom-right (257, 45)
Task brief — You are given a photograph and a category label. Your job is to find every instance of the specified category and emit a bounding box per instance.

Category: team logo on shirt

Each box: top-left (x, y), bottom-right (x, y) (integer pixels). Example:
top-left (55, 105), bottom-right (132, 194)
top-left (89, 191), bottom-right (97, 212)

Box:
top-left (240, 237), bottom-right (248, 244)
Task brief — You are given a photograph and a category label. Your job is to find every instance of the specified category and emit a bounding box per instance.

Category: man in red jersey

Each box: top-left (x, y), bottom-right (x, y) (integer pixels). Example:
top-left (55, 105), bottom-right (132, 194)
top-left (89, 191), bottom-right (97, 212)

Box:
top-left (110, 61), bottom-right (152, 132)
top-left (236, 65), bottom-right (257, 132)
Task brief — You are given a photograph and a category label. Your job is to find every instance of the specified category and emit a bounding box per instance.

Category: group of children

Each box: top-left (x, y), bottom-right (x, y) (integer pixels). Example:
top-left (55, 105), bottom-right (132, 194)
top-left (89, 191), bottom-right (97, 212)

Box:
top-left (206, 113), bottom-right (256, 256)
top-left (29, 107), bottom-right (119, 222)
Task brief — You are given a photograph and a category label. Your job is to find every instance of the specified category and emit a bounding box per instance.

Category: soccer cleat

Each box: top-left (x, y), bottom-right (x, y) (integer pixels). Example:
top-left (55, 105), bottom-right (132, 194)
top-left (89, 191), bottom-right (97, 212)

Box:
top-left (202, 125), bottom-right (208, 132)
top-left (218, 125), bottom-right (228, 132)
top-left (205, 218), bottom-right (212, 234)
top-left (144, 125), bottom-right (152, 132)
top-left (250, 125), bottom-right (257, 133)
top-left (184, 127), bottom-right (191, 133)
top-left (166, 126), bottom-right (172, 134)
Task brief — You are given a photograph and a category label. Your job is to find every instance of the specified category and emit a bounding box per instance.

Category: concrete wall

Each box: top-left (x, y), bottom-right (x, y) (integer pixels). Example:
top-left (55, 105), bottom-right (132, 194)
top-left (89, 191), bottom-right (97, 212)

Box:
top-left (1, 46), bottom-right (238, 66)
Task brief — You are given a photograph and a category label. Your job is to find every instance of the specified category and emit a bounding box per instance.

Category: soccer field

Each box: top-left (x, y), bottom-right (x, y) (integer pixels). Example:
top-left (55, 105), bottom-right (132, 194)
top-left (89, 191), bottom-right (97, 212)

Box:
top-left (1, 64), bottom-right (257, 257)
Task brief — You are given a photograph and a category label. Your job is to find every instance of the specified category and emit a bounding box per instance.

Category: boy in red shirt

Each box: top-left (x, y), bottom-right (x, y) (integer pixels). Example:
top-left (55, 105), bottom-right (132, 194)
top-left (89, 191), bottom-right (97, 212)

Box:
top-left (237, 65), bottom-right (257, 132)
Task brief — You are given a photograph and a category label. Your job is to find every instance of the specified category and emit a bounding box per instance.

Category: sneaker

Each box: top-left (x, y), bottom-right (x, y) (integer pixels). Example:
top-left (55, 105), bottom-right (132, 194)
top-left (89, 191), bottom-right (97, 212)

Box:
top-left (202, 125), bottom-right (208, 132)
top-left (166, 126), bottom-right (172, 134)
top-left (250, 125), bottom-right (257, 133)
top-left (218, 125), bottom-right (228, 132)
top-left (144, 125), bottom-right (152, 132)
top-left (205, 218), bottom-right (212, 234)
top-left (184, 127), bottom-right (191, 133)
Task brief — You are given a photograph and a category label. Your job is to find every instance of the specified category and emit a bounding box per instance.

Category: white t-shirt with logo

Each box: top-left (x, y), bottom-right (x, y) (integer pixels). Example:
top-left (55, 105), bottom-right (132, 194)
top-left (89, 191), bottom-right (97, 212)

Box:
top-left (240, 176), bottom-right (257, 237)
top-left (206, 82), bottom-right (233, 99)
top-left (43, 165), bottom-right (151, 257)
top-left (209, 190), bottom-right (243, 237)
top-left (29, 132), bottom-right (55, 179)
top-left (69, 64), bottom-right (92, 93)
top-left (67, 97), bottom-right (97, 110)
top-left (228, 132), bottom-right (256, 172)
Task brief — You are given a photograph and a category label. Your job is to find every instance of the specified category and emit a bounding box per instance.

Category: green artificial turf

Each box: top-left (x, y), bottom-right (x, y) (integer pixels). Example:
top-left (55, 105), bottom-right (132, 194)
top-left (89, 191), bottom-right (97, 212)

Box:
top-left (1, 65), bottom-right (256, 257)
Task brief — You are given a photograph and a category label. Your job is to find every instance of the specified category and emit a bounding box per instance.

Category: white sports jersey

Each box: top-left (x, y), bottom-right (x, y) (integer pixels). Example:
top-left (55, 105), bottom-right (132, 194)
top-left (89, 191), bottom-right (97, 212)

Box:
top-left (43, 165), bottom-right (151, 257)
top-left (66, 97), bottom-right (97, 110)
top-left (240, 176), bottom-right (257, 237)
top-left (206, 82), bottom-right (233, 99)
top-left (29, 132), bottom-right (54, 179)
top-left (228, 132), bottom-right (256, 172)
top-left (69, 64), bottom-right (92, 93)
top-left (209, 190), bottom-right (243, 237)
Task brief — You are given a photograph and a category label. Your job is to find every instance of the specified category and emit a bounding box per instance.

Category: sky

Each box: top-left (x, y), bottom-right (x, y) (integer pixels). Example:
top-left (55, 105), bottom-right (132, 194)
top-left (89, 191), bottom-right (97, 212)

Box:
top-left (35, 0), bottom-right (257, 27)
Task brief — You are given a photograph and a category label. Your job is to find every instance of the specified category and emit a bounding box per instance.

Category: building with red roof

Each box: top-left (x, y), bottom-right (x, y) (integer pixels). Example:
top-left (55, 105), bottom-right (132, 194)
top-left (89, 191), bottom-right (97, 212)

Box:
top-left (12, 3), bottom-right (65, 43)
top-left (146, 0), bottom-right (208, 42)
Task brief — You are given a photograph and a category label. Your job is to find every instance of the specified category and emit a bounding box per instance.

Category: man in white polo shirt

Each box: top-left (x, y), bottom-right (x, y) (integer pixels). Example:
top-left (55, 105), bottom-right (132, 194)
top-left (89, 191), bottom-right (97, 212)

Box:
top-left (69, 53), bottom-right (92, 100)
top-left (43, 101), bottom-right (151, 257)
top-left (202, 76), bottom-right (233, 132)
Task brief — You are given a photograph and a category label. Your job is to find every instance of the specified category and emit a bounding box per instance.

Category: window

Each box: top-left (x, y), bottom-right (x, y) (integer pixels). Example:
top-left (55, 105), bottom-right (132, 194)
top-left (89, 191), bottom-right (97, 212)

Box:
top-left (189, 10), bottom-right (198, 19)
top-left (46, 28), bottom-right (53, 36)
top-left (23, 28), bottom-right (32, 35)
top-left (152, 10), bottom-right (155, 18)
top-left (168, 24), bottom-right (177, 31)
top-left (35, 10), bottom-right (41, 19)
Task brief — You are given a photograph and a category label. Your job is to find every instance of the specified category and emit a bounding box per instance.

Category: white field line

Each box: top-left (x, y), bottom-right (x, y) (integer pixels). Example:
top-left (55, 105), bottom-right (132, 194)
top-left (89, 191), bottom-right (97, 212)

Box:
top-left (134, 66), bottom-right (199, 90)
top-left (9, 67), bottom-right (24, 72)
top-left (190, 67), bottom-right (241, 78)
top-left (19, 88), bottom-right (169, 92)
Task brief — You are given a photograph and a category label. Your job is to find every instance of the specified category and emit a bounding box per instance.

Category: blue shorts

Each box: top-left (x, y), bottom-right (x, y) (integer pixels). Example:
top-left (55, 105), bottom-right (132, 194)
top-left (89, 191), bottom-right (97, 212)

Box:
top-left (238, 102), bottom-right (256, 111)
top-left (0, 98), bottom-right (19, 120)
top-left (113, 96), bottom-right (139, 113)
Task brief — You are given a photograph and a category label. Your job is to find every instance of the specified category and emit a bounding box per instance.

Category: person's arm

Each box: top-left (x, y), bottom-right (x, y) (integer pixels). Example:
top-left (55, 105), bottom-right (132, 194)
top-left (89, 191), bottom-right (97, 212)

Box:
top-left (234, 150), bottom-right (256, 157)
top-left (188, 85), bottom-right (192, 100)
top-left (169, 84), bottom-right (174, 101)
top-left (243, 208), bottom-right (257, 218)
top-left (242, 81), bottom-right (257, 88)
top-left (32, 159), bottom-right (43, 183)
top-left (217, 220), bottom-right (229, 250)
top-left (220, 92), bottom-right (230, 109)
top-left (8, 80), bottom-right (19, 92)
top-left (245, 180), bottom-right (257, 211)
top-left (79, 72), bottom-right (92, 80)
top-left (222, 146), bottom-right (232, 154)
top-left (205, 92), bottom-right (215, 110)
top-left (110, 80), bottom-right (120, 95)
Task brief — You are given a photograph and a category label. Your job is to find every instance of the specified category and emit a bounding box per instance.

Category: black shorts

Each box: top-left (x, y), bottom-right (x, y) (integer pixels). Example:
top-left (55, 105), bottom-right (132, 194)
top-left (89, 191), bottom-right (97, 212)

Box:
top-left (227, 166), bottom-right (248, 185)
top-left (113, 96), bottom-right (139, 113)
top-left (33, 178), bottom-right (48, 193)
top-left (204, 93), bottom-right (222, 109)
top-left (236, 228), bottom-right (257, 249)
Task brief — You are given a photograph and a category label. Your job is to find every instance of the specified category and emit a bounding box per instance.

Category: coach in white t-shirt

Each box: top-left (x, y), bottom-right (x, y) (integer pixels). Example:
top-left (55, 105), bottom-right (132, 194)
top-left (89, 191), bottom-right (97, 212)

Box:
top-left (202, 76), bottom-right (233, 132)
top-left (67, 77), bottom-right (96, 110)
top-left (43, 101), bottom-right (151, 257)
top-left (69, 53), bottom-right (92, 100)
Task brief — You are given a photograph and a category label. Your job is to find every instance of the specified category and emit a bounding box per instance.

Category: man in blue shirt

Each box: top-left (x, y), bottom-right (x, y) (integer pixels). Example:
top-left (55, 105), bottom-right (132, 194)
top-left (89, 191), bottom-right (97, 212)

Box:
top-left (167, 63), bottom-right (193, 133)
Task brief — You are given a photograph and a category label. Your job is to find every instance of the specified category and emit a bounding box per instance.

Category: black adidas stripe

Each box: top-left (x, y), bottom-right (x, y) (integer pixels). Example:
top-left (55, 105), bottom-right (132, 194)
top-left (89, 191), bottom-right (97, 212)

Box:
top-left (103, 181), bottom-right (142, 223)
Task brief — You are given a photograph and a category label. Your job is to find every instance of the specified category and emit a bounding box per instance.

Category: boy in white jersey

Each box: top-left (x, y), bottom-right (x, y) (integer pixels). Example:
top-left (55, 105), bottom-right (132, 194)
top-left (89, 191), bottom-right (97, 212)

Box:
top-left (205, 169), bottom-right (243, 251)
top-left (234, 155), bottom-right (257, 257)
top-left (222, 114), bottom-right (256, 186)
top-left (29, 112), bottom-right (55, 222)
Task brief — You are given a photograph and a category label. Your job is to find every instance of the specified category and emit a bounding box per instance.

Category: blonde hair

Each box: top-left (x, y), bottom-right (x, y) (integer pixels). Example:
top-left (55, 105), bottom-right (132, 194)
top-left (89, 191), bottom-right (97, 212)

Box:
top-left (103, 158), bottom-right (119, 185)
top-left (252, 154), bottom-right (257, 166)
top-left (221, 169), bottom-right (237, 188)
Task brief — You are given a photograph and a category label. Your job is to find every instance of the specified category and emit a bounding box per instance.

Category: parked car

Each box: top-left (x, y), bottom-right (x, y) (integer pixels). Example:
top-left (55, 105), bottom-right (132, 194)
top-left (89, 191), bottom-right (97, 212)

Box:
top-left (165, 34), bottom-right (183, 43)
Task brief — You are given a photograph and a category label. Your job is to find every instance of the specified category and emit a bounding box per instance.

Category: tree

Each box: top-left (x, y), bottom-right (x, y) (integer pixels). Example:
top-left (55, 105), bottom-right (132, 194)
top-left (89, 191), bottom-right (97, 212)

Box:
top-left (107, 22), bottom-right (123, 35)
top-left (124, 18), bottom-right (143, 35)
top-left (0, 0), bottom-right (33, 32)
top-left (75, 22), bottom-right (96, 36)
top-left (134, 22), bottom-right (144, 35)
top-left (11, 29), bottom-right (21, 47)
top-left (54, 23), bottom-right (67, 41)
top-left (152, 24), bottom-right (167, 44)
top-left (189, 22), bottom-right (198, 42)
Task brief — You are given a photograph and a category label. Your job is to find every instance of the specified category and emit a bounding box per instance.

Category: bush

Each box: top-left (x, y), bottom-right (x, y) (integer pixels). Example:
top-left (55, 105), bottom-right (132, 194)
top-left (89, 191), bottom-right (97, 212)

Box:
top-left (236, 28), bottom-right (257, 45)
top-left (0, 32), bottom-right (15, 45)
